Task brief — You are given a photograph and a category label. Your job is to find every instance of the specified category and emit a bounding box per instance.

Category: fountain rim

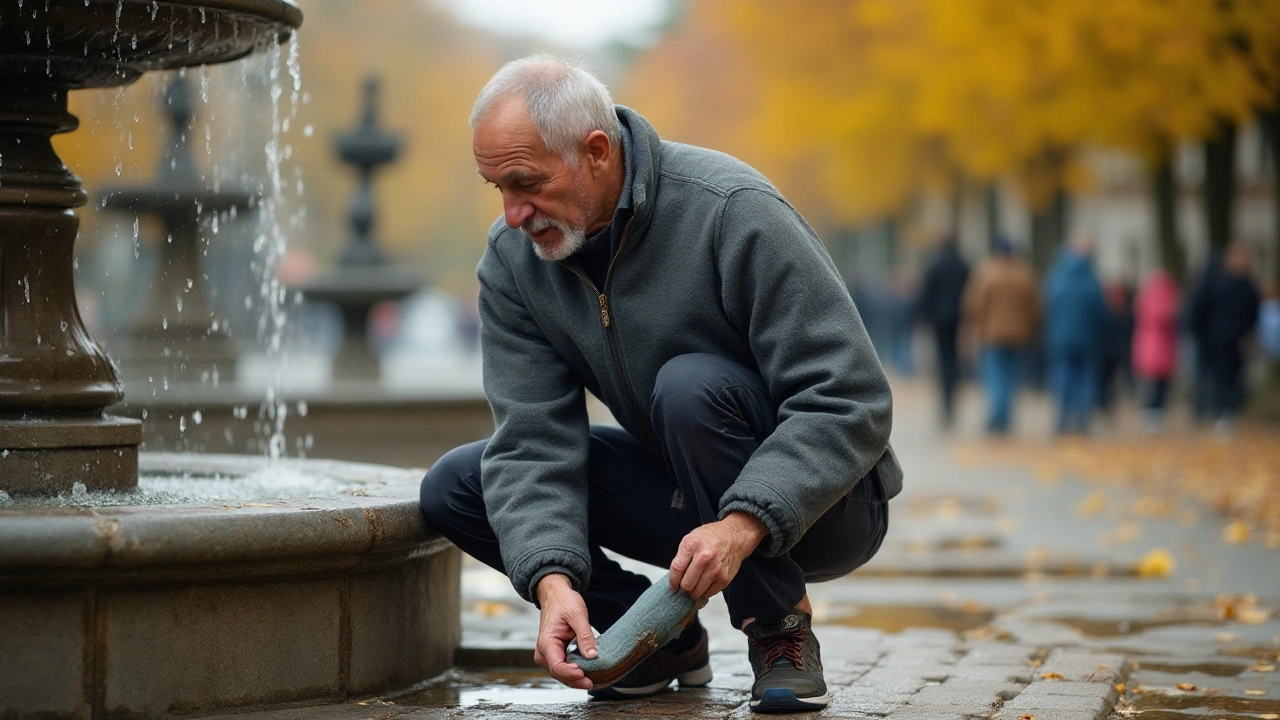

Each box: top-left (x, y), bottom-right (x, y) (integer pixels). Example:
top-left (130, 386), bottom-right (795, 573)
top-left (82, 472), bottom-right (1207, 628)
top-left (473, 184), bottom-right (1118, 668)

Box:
top-left (157, 0), bottom-right (304, 29)
top-left (0, 452), bottom-right (446, 585)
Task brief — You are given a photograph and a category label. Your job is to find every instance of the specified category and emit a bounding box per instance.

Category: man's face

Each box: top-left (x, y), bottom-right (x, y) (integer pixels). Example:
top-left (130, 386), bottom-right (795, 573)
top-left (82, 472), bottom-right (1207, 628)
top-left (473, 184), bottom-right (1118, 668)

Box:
top-left (473, 98), bottom-right (592, 262)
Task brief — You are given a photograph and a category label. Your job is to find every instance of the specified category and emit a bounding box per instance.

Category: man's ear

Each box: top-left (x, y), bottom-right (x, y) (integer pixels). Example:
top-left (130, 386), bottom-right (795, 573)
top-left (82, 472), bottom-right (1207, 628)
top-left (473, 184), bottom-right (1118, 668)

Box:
top-left (582, 130), bottom-right (612, 173)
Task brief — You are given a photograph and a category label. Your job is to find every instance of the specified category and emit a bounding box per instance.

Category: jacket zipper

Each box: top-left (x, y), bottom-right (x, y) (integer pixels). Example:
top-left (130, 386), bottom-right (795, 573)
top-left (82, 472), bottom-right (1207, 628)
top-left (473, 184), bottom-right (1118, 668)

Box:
top-left (563, 217), bottom-right (653, 443)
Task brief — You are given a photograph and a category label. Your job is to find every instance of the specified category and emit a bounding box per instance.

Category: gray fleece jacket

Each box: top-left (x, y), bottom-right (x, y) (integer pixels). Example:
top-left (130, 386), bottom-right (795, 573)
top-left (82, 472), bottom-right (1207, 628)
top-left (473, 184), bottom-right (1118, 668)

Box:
top-left (477, 106), bottom-right (902, 604)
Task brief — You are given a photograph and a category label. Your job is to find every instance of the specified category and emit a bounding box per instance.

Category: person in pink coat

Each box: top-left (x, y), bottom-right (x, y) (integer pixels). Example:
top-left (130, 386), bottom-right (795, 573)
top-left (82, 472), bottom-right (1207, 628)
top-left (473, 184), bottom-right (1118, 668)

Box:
top-left (1131, 269), bottom-right (1181, 428)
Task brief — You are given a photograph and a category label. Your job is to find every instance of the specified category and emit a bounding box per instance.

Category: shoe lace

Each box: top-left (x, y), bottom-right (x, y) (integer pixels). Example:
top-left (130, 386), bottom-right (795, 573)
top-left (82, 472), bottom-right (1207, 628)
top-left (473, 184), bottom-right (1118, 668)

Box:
top-left (758, 629), bottom-right (806, 669)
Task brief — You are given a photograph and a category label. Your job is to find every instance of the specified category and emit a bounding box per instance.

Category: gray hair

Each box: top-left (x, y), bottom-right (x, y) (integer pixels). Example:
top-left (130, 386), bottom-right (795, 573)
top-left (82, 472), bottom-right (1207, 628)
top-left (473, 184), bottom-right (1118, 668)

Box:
top-left (470, 54), bottom-right (622, 165)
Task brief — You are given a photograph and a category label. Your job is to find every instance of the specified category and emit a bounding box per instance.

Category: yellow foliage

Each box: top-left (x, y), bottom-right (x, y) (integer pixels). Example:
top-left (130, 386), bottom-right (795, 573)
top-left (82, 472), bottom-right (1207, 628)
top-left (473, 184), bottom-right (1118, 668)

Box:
top-left (1135, 548), bottom-right (1176, 578)
top-left (624, 0), bottom-right (1280, 227)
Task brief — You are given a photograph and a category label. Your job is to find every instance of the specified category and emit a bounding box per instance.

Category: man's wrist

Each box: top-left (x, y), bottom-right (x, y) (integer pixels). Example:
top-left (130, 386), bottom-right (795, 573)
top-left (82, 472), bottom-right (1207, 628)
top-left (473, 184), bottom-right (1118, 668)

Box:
top-left (536, 572), bottom-right (574, 605)
top-left (722, 510), bottom-right (769, 549)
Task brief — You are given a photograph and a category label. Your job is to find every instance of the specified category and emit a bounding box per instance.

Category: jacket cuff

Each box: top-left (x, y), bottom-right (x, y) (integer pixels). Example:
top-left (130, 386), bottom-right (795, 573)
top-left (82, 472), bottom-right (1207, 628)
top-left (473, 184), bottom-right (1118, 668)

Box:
top-left (718, 478), bottom-right (801, 557)
top-left (510, 547), bottom-right (591, 606)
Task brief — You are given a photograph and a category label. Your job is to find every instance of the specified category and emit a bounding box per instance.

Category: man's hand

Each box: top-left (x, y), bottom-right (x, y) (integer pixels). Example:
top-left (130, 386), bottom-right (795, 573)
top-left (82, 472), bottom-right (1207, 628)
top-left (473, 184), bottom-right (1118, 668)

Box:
top-left (533, 573), bottom-right (597, 690)
top-left (669, 511), bottom-right (768, 602)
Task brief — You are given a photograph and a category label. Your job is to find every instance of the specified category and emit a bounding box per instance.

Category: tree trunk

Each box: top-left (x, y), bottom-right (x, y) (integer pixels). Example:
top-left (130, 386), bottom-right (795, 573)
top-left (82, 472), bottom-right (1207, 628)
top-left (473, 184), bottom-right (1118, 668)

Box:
top-left (1031, 189), bottom-right (1069, 273)
top-left (1262, 107), bottom-right (1280, 415)
top-left (1203, 119), bottom-right (1237, 253)
top-left (985, 182), bottom-right (1001, 252)
top-left (1150, 145), bottom-right (1186, 282)
top-left (949, 172), bottom-right (965, 241)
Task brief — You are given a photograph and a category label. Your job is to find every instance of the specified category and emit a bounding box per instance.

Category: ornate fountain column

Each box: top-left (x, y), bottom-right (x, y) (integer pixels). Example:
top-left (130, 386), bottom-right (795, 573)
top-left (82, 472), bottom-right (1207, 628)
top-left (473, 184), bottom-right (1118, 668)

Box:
top-left (0, 0), bottom-right (303, 495)
top-left (0, 84), bottom-right (142, 494)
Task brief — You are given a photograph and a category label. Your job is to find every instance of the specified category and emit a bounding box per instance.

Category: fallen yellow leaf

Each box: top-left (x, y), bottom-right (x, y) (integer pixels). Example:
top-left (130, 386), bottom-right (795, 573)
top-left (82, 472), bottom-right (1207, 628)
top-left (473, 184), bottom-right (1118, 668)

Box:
top-left (1175, 683), bottom-right (1196, 691)
top-left (1224, 520), bottom-right (1252, 545)
top-left (1250, 664), bottom-right (1277, 673)
top-left (1019, 714), bottom-right (1035, 720)
top-left (1115, 683), bottom-right (1126, 693)
top-left (1136, 548), bottom-right (1176, 578)
top-left (1215, 632), bottom-right (1239, 643)
top-left (1041, 671), bottom-right (1064, 680)
top-left (1246, 689), bottom-right (1267, 696)
top-left (1259, 714), bottom-right (1278, 719)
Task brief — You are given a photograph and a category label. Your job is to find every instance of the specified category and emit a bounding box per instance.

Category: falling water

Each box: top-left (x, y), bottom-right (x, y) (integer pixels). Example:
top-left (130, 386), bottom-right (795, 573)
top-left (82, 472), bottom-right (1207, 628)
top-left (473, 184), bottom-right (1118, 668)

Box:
top-left (251, 34), bottom-right (304, 461)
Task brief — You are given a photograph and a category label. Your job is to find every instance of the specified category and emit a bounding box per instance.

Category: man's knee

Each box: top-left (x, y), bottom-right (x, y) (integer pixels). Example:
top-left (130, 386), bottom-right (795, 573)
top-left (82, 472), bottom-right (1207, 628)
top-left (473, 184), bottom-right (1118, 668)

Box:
top-left (419, 440), bottom-right (485, 533)
top-left (651, 353), bottom-right (767, 426)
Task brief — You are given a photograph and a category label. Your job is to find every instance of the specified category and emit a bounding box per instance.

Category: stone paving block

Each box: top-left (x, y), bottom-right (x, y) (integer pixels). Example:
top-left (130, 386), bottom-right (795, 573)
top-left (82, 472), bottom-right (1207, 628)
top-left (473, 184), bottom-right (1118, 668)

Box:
top-left (1038, 650), bottom-right (1128, 684)
top-left (950, 664), bottom-right (1036, 683)
top-left (827, 686), bottom-right (914, 716)
top-left (0, 590), bottom-right (89, 719)
top-left (904, 680), bottom-right (1022, 717)
top-left (852, 668), bottom-right (928, 695)
top-left (1004, 689), bottom-right (1109, 714)
top-left (992, 709), bottom-right (1101, 720)
top-left (1017, 680), bottom-right (1118, 704)
top-left (961, 643), bottom-right (1040, 665)
top-left (884, 709), bottom-right (968, 720)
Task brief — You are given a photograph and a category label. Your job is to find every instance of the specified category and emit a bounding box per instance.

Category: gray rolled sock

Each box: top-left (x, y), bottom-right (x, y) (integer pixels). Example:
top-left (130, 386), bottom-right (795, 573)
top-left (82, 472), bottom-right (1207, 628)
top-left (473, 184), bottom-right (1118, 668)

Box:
top-left (566, 572), bottom-right (702, 688)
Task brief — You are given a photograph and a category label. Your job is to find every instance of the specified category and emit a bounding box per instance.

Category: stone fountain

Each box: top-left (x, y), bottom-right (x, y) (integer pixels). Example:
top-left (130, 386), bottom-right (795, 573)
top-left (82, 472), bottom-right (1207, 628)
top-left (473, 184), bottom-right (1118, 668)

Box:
top-left (0, 3), bottom-right (460, 718)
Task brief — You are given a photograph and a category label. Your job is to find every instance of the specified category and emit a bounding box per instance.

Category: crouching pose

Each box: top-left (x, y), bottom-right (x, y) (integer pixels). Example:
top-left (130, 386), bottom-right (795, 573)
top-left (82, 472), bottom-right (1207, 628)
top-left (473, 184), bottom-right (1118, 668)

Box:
top-left (421, 55), bottom-right (899, 713)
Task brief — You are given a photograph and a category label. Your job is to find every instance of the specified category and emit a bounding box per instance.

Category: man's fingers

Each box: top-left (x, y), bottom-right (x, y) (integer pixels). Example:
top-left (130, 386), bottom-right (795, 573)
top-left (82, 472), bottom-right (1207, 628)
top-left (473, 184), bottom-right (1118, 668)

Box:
top-left (570, 615), bottom-right (597, 660)
top-left (533, 646), bottom-right (546, 669)
top-left (669, 543), bottom-right (693, 590)
top-left (549, 660), bottom-right (592, 690)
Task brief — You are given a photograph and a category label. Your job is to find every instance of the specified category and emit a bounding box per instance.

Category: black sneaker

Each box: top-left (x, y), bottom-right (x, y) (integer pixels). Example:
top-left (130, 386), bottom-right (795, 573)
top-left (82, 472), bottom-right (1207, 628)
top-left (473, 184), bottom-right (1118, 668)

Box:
top-left (587, 624), bottom-right (712, 699)
top-left (745, 613), bottom-right (829, 713)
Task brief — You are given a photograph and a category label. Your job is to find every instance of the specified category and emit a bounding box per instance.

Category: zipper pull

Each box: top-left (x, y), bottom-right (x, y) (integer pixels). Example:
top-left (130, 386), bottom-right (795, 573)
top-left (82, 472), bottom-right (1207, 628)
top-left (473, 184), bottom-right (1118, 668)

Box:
top-left (597, 293), bottom-right (611, 328)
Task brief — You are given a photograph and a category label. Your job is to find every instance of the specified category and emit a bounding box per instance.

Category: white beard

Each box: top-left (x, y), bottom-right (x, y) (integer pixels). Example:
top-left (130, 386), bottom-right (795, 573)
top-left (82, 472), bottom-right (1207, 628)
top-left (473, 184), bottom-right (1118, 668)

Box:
top-left (523, 215), bottom-right (587, 262)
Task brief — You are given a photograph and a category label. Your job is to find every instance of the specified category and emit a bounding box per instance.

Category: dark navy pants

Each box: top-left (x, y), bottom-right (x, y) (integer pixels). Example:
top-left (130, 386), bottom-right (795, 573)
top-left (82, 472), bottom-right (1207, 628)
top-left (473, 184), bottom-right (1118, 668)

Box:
top-left (420, 353), bottom-right (889, 631)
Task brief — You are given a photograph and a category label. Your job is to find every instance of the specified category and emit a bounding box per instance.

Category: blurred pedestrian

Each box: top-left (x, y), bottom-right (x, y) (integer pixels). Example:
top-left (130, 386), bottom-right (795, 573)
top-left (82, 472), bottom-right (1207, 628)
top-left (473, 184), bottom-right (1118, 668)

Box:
top-left (1261, 285), bottom-right (1280, 363)
top-left (1188, 242), bottom-right (1260, 434)
top-left (1186, 251), bottom-right (1224, 422)
top-left (915, 235), bottom-right (970, 428)
top-left (1097, 281), bottom-right (1135, 415)
top-left (1043, 233), bottom-right (1109, 436)
top-left (1131, 269), bottom-right (1181, 431)
top-left (962, 238), bottom-right (1039, 435)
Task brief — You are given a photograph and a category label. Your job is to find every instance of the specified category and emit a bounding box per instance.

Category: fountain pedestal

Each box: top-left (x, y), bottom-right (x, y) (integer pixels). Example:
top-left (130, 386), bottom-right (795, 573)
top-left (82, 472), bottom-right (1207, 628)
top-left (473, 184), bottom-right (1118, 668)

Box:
top-left (0, 85), bottom-right (143, 494)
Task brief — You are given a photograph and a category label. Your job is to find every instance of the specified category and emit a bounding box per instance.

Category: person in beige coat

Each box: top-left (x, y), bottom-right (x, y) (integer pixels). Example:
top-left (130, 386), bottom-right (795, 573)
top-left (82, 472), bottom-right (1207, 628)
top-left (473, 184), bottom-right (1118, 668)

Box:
top-left (963, 239), bottom-right (1041, 434)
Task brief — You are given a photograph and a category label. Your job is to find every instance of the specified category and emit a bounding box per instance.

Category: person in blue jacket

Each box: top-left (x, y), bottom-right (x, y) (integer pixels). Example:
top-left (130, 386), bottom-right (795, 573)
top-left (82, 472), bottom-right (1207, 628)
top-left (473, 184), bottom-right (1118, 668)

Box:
top-left (1042, 233), bottom-right (1109, 435)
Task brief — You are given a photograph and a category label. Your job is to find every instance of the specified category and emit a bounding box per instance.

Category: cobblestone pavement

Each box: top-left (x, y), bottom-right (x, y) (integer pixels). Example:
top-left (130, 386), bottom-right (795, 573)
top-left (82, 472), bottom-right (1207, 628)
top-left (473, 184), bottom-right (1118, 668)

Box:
top-left (204, 380), bottom-right (1280, 720)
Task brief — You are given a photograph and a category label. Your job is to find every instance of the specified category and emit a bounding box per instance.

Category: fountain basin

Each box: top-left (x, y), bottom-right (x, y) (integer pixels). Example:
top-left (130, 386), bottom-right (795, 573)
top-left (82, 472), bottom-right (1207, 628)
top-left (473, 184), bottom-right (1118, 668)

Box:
top-left (0, 453), bottom-right (460, 720)
top-left (0, 0), bottom-right (303, 89)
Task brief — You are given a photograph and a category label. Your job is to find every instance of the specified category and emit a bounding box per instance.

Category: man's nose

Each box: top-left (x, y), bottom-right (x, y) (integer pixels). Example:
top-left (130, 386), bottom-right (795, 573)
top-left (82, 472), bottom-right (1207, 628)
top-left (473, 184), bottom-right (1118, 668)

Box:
top-left (503, 196), bottom-right (534, 229)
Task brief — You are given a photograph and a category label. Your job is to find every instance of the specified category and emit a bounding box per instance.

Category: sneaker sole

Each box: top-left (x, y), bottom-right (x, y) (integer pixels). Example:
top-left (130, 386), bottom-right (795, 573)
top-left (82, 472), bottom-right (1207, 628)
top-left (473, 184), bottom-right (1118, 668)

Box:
top-left (750, 688), bottom-right (831, 713)
top-left (588, 663), bottom-right (713, 700)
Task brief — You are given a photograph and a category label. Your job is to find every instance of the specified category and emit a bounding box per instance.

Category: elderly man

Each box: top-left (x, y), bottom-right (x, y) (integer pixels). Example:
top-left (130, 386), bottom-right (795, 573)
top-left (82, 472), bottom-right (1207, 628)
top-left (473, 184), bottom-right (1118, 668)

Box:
top-left (420, 56), bottom-right (899, 713)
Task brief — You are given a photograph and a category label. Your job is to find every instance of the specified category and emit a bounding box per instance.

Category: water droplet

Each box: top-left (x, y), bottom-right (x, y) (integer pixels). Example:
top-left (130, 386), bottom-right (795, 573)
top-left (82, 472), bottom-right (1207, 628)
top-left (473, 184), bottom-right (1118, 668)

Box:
top-left (175, 297), bottom-right (183, 312)
top-left (60, 320), bottom-right (68, 332)
top-left (233, 405), bottom-right (248, 419)
top-left (114, 162), bottom-right (122, 176)
top-left (192, 410), bottom-right (203, 425)
top-left (296, 401), bottom-right (308, 417)
top-left (179, 416), bottom-right (186, 433)
top-left (303, 124), bottom-right (313, 137)
top-left (162, 317), bottom-right (168, 330)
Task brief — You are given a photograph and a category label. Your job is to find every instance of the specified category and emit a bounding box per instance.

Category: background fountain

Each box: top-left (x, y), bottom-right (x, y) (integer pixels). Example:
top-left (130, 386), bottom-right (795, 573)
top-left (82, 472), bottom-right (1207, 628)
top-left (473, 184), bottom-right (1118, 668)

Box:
top-left (295, 76), bottom-right (424, 381)
top-left (99, 73), bottom-right (250, 385)
top-left (0, 2), bottom-right (460, 717)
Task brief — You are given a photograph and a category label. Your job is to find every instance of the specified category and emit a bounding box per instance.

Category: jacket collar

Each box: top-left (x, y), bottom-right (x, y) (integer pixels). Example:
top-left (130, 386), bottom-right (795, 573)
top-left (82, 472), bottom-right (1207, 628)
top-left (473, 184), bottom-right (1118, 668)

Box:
top-left (615, 105), bottom-right (660, 241)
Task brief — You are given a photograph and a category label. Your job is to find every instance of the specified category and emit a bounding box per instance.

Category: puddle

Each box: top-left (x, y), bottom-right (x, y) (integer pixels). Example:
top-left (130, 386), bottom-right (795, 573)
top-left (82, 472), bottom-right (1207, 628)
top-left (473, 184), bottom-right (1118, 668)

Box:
top-left (827, 604), bottom-right (995, 634)
top-left (392, 668), bottom-right (587, 707)
top-left (1125, 691), bottom-right (1280, 718)
top-left (1048, 616), bottom-right (1220, 638)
